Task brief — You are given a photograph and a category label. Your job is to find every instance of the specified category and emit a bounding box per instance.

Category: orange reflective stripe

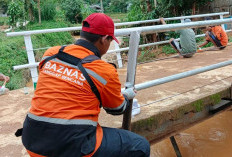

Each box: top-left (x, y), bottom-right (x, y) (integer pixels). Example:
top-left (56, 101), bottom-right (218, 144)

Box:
top-left (27, 150), bottom-right (46, 157)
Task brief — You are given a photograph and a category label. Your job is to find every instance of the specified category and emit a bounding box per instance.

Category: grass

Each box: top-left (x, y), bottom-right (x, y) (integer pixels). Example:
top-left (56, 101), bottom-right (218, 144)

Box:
top-left (162, 45), bottom-right (176, 55)
top-left (106, 13), bottom-right (127, 22)
top-left (0, 32), bottom-right (28, 89)
top-left (137, 48), bottom-right (157, 63)
top-left (0, 17), bottom-right (8, 26)
top-left (229, 36), bottom-right (232, 42)
top-left (1, 20), bottom-right (74, 90)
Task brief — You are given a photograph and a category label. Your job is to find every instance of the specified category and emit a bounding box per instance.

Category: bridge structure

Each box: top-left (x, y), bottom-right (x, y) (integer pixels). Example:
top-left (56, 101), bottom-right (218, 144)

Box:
top-left (3, 12), bottom-right (232, 156)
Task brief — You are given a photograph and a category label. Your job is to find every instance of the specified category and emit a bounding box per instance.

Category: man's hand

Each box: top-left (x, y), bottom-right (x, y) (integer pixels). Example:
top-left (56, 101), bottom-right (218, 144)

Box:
top-left (122, 87), bottom-right (136, 100)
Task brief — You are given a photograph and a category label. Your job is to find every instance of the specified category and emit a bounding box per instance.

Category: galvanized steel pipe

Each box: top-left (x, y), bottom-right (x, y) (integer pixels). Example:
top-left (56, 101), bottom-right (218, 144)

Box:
top-left (114, 12), bottom-right (229, 27)
top-left (114, 19), bottom-right (232, 36)
top-left (135, 60), bottom-right (232, 91)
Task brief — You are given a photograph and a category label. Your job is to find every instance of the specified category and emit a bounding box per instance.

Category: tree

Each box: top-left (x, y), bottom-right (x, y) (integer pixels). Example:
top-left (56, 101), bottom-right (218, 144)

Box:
top-left (24, 0), bottom-right (35, 21)
top-left (37, 0), bottom-right (41, 24)
top-left (126, 0), bottom-right (214, 43)
top-left (61, 0), bottom-right (94, 23)
top-left (0, 0), bottom-right (9, 13)
top-left (155, 0), bottom-right (214, 17)
top-left (7, 0), bottom-right (25, 27)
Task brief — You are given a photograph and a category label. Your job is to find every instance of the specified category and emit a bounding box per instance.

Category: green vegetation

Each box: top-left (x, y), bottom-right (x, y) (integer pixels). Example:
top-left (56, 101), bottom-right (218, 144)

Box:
top-left (229, 36), bottom-right (232, 42)
top-left (106, 13), bottom-right (127, 22)
top-left (127, 0), bottom-right (214, 21)
top-left (0, 32), bottom-right (28, 89)
top-left (7, 0), bottom-right (25, 26)
top-left (0, 17), bottom-right (8, 26)
top-left (162, 45), bottom-right (176, 55)
top-left (192, 99), bottom-right (204, 112)
top-left (37, 1), bottom-right (57, 21)
top-left (61, 0), bottom-right (94, 23)
top-left (137, 48), bottom-right (157, 63)
top-left (0, 20), bottom-right (74, 90)
top-left (210, 94), bottom-right (221, 105)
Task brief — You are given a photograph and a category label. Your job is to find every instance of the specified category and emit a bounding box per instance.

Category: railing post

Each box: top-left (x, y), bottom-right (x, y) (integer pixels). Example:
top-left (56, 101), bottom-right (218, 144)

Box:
top-left (220, 14), bottom-right (225, 30)
top-left (122, 31), bottom-right (140, 130)
top-left (24, 35), bottom-right (38, 89)
top-left (180, 18), bottom-right (184, 23)
top-left (114, 40), bottom-right (123, 68)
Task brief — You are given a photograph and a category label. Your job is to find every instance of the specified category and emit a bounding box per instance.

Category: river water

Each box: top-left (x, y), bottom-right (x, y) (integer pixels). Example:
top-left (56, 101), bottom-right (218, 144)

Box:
top-left (150, 110), bottom-right (232, 157)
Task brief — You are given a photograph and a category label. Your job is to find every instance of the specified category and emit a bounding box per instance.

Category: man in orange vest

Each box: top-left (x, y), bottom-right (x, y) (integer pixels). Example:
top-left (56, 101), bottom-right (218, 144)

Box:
top-left (20, 13), bottom-right (150, 157)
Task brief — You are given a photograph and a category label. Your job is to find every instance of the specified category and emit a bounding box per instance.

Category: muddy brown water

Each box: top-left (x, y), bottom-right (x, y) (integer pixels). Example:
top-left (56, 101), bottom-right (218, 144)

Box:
top-left (150, 110), bottom-right (232, 157)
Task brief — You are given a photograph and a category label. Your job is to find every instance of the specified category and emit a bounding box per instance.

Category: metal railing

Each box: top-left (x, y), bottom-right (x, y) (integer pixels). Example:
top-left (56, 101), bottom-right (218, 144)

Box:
top-left (7, 12), bottom-right (229, 37)
top-left (6, 18), bottom-right (232, 89)
top-left (114, 12), bottom-right (229, 27)
top-left (12, 28), bottom-right (232, 71)
top-left (6, 12), bottom-right (229, 75)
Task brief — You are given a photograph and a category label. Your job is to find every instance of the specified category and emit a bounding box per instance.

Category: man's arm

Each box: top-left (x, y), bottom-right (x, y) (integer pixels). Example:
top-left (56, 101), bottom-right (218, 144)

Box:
top-left (0, 73), bottom-right (10, 82)
top-left (160, 18), bottom-right (166, 25)
top-left (101, 71), bottom-right (136, 115)
top-left (198, 40), bottom-right (209, 48)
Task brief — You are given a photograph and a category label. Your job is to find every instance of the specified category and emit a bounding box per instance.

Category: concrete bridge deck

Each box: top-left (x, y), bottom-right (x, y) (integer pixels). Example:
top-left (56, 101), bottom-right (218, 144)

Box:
top-left (1, 45), bottom-right (232, 156)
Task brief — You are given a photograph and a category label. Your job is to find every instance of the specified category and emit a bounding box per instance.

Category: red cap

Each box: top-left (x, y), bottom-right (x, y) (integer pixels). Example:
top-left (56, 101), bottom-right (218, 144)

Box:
top-left (82, 13), bottom-right (119, 44)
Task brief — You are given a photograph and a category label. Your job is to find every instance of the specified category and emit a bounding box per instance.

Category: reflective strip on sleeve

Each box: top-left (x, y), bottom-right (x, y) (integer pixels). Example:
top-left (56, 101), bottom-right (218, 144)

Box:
top-left (41, 57), bottom-right (107, 85)
top-left (28, 113), bottom-right (97, 126)
top-left (85, 69), bottom-right (107, 85)
top-left (103, 99), bottom-right (127, 115)
top-left (41, 56), bottom-right (50, 60)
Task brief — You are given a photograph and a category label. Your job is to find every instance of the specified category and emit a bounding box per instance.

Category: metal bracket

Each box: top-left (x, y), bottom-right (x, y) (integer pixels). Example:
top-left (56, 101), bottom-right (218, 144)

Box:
top-left (170, 136), bottom-right (182, 157)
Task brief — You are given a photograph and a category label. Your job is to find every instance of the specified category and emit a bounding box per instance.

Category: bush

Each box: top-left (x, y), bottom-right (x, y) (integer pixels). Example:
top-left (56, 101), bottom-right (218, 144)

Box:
top-left (7, 0), bottom-right (25, 27)
top-left (41, 2), bottom-right (57, 21)
top-left (61, 0), bottom-right (83, 23)
top-left (61, 0), bottom-right (94, 23)
top-left (127, 4), bottom-right (146, 21)
top-left (0, 32), bottom-right (28, 89)
top-left (33, 0), bottom-right (57, 21)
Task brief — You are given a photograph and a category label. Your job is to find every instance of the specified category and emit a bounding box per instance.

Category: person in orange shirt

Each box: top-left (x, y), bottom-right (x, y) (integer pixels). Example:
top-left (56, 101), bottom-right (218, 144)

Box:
top-left (18, 13), bottom-right (150, 157)
top-left (198, 25), bottom-right (228, 50)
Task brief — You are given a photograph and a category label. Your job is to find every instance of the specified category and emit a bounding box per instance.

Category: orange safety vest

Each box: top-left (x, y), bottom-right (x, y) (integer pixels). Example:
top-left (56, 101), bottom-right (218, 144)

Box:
top-left (22, 39), bottom-right (128, 157)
